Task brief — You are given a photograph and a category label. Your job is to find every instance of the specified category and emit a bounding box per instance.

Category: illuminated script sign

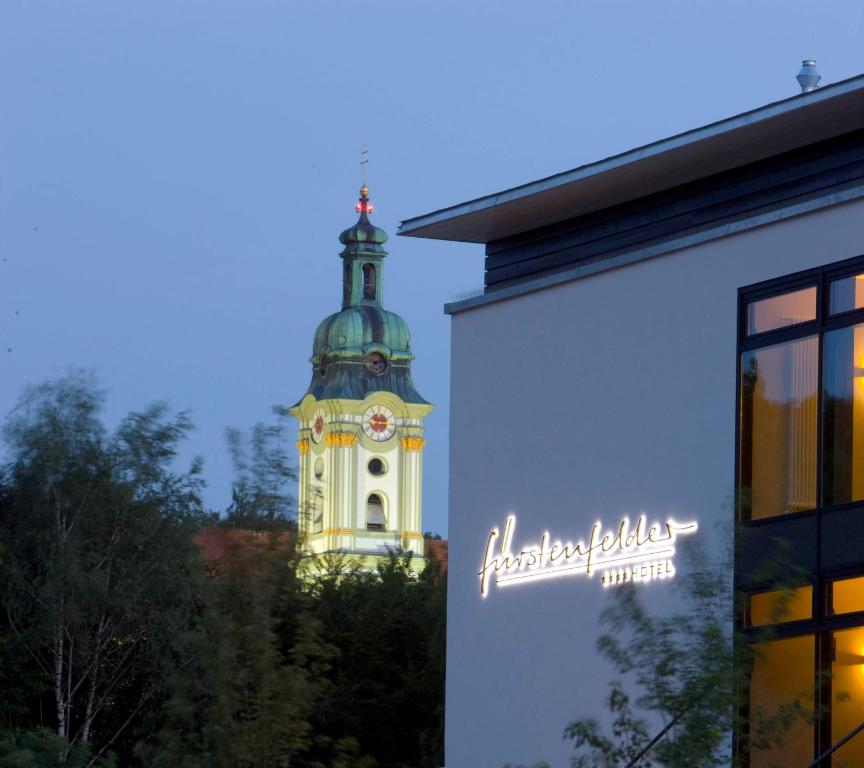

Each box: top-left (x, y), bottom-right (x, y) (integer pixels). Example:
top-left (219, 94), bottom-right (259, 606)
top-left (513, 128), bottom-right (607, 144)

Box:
top-left (479, 515), bottom-right (698, 597)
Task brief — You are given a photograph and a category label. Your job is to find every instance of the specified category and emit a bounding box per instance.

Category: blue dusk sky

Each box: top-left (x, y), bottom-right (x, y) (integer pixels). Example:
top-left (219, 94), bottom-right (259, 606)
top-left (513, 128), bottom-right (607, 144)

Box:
top-left (2, 0), bottom-right (863, 535)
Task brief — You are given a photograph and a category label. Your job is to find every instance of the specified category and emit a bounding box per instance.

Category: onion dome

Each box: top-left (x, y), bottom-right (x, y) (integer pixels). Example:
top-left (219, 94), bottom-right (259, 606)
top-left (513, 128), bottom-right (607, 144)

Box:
top-left (338, 185), bottom-right (388, 257)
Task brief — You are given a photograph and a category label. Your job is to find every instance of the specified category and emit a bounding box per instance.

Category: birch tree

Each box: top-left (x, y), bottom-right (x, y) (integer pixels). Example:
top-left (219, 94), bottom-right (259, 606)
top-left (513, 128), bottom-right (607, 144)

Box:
top-left (0, 374), bottom-right (205, 765)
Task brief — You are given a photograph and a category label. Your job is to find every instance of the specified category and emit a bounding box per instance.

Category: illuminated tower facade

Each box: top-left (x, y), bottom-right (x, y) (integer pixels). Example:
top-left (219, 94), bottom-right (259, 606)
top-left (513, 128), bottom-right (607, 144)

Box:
top-left (289, 186), bottom-right (432, 567)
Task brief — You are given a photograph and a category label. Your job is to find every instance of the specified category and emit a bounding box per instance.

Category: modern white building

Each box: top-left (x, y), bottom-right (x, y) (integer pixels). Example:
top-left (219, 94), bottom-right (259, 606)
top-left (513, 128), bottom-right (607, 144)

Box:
top-left (401, 71), bottom-right (864, 767)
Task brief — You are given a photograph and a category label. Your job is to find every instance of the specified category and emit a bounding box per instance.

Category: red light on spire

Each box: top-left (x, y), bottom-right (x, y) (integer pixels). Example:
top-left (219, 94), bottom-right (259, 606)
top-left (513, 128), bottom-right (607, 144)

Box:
top-left (355, 184), bottom-right (373, 216)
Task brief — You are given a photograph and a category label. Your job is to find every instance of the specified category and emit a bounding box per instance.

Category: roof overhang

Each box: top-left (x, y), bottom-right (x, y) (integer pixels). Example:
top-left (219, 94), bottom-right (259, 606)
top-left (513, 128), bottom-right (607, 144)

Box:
top-left (398, 74), bottom-right (864, 244)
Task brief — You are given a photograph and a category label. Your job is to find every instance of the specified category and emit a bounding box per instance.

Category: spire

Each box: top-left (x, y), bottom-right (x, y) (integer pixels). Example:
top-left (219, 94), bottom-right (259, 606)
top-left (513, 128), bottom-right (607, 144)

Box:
top-left (339, 185), bottom-right (388, 309)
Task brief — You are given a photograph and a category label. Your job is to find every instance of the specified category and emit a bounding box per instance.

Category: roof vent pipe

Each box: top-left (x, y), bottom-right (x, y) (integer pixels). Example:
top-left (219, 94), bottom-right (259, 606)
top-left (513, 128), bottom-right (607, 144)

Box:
top-left (797, 59), bottom-right (821, 93)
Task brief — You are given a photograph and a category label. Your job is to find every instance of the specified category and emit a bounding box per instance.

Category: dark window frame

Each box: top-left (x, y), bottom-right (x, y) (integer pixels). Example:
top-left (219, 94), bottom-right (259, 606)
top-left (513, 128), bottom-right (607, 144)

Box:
top-left (736, 253), bottom-right (864, 764)
top-left (738, 254), bottom-right (864, 521)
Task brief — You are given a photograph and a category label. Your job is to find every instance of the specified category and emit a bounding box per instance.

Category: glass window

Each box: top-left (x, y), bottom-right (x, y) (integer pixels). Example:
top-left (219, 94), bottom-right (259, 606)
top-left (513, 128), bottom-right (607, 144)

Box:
top-left (740, 336), bottom-right (818, 520)
top-left (823, 323), bottom-right (864, 506)
top-left (830, 274), bottom-right (864, 315)
top-left (832, 577), bottom-right (864, 616)
top-left (748, 586), bottom-right (813, 627)
top-left (831, 627), bottom-right (864, 767)
top-left (749, 635), bottom-right (815, 768)
top-left (747, 286), bottom-right (817, 335)
top-left (740, 260), bottom-right (864, 767)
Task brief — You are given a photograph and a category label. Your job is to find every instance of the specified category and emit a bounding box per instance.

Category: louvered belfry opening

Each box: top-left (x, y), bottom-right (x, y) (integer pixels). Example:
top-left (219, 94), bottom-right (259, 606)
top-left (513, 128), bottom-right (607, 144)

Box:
top-left (366, 493), bottom-right (386, 531)
top-left (362, 263), bottom-right (377, 300)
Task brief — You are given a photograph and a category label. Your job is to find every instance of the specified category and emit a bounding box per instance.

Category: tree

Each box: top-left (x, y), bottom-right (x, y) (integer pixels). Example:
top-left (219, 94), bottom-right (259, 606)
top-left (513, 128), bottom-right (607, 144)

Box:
top-left (145, 412), bottom-right (373, 768)
top-left (224, 411), bottom-right (296, 531)
top-left (149, 548), bottom-right (447, 768)
top-left (1, 375), bottom-right (447, 767)
top-left (0, 373), bottom-right (206, 765)
top-left (142, 538), bottom-right (338, 768)
top-left (0, 728), bottom-right (115, 768)
top-left (301, 553), bottom-right (447, 768)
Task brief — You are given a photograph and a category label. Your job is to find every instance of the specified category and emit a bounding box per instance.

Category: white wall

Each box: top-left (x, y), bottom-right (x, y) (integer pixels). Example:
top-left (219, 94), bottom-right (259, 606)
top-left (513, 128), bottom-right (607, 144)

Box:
top-left (445, 199), bottom-right (864, 768)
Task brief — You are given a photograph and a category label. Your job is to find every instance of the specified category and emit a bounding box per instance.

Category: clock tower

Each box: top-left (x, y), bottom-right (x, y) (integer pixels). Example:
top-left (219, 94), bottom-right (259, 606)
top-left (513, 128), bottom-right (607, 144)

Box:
top-left (289, 186), bottom-right (433, 568)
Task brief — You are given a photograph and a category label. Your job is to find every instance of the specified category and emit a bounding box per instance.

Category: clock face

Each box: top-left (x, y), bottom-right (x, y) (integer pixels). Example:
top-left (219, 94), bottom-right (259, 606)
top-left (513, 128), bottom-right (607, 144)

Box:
top-left (362, 405), bottom-right (395, 442)
top-left (311, 408), bottom-right (326, 444)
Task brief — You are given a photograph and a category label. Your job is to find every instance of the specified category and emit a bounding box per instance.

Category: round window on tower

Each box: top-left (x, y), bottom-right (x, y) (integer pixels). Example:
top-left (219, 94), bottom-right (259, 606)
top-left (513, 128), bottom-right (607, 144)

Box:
top-left (365, 352), bottom-right (388, 376)
top-left (368, 457), bottom-right (387, 476)
top-left (314, 458), bottom-right (324, 479)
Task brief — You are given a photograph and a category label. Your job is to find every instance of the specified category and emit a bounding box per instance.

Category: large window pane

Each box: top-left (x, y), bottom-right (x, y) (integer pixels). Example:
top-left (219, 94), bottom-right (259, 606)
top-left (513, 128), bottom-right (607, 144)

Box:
top-left (823, 324), bottom-right (864, 506)
top-left (740, 337), bottom-right (818, 520)
top-left (832, 577), bottom-right (864, 616)
top-left (749, 635), bottom-right (815, 767)
top-left (830, 274), bottom-right (864, 315)
top-left (747, 286), bottom-right (817, 335)
top-left (748, 585), bottom-right (813, 627)
top-left (832, 627), bottom-right (864, 768)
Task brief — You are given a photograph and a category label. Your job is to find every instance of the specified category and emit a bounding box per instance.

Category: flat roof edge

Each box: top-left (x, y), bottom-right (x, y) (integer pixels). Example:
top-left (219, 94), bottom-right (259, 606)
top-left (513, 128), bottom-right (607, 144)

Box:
top-left (444, 184), bottom-right (864, 314)
top-left (401, 74), bottom-right (864, 242)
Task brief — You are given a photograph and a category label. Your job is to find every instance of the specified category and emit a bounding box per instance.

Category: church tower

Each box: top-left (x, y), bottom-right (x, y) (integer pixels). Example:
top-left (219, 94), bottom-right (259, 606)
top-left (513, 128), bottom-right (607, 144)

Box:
top-left (289, 186), bottom-right (433, 567)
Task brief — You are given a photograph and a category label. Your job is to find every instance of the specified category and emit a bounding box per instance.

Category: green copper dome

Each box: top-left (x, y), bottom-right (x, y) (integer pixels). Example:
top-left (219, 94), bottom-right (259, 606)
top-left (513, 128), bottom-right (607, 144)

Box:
top-left (298, 187), bottom-right (429, 405)
top-left (313, 306), bottom-right (411, 355)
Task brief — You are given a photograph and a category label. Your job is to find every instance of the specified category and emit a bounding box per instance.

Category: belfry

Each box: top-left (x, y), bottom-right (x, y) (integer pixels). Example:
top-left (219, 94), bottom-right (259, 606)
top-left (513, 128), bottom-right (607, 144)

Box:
top-left (289, 186), bottom-right (432, 568)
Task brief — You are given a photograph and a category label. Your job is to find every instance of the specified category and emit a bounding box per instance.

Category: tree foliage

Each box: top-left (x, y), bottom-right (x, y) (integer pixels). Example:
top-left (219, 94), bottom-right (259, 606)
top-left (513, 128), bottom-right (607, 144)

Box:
top-left (302, 554), bottom-right (446, 768)
top-left (0, 375), bottom-right (446, 768)
top-left (141, 542), bottom-right (335, 768)
top-left (0, 374), bottom-right (205, 765)
top-left (224, 413), bottom-right (296, 531)
top-left (144, 549), bottom-right (446, 768)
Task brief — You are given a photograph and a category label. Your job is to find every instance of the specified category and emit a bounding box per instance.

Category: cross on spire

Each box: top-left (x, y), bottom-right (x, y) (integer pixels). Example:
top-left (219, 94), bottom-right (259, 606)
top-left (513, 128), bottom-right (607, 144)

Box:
top-left (356, 145), bottom-right (373, 216)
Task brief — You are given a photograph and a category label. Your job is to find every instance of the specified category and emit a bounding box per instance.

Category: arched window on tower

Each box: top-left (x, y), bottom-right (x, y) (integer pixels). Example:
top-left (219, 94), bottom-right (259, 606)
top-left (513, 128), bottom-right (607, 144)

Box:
top-left (362, 263), bottom-right (376, 300)
top-left (366, 493), bottom-right (386, 531)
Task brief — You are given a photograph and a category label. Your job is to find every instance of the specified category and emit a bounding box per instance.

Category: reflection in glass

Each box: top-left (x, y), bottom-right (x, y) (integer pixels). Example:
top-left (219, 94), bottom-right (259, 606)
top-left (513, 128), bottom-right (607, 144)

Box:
top-left (748, 586), bottom-right (812, 627)
top-left (749, 635), bottom-right (815, 768)
top-left (740, 337), bottom-right (818, 520)
top-left (830, 274), bottom-right (864, 315)
top-left (832, 577), bottom-right (864, 616)
top-left (747, 287), bottom-right (817, 335)
top-left (832, 627), bottom-right (864, 768)
top-left (823, 324), bottom-right (864, 506)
